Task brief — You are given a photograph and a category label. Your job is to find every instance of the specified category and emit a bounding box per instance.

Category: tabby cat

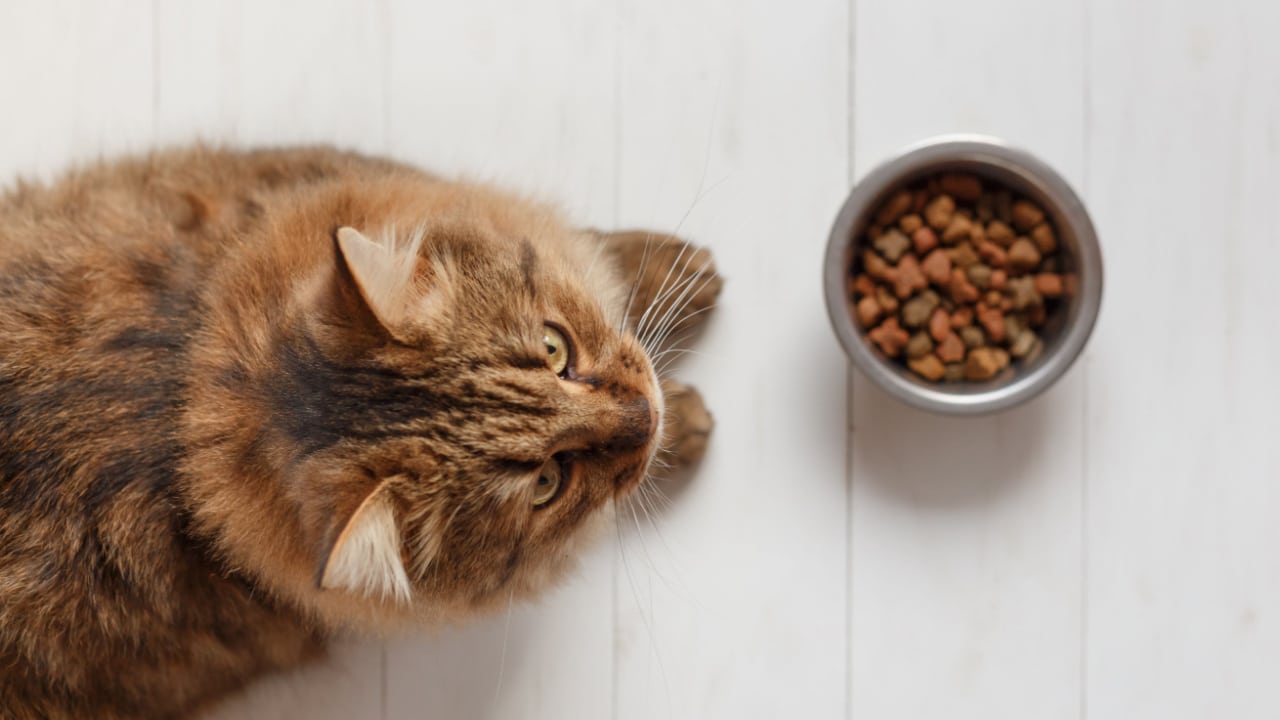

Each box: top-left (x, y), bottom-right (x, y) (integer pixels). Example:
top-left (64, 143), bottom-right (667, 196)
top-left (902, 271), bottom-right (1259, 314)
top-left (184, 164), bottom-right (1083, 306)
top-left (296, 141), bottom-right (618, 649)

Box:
top-left (0, 146), bottom-right (719, 718)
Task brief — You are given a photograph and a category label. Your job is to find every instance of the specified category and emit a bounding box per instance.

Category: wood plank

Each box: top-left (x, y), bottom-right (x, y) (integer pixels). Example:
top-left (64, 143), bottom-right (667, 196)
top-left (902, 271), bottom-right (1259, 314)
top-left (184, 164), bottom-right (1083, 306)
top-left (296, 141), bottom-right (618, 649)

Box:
top-left (613, 1), bottom-right (850, 717)
top-left (1084, 1), bottom-right (1280, 716)
top-left (382, 2), bottom-right (618, 719)
top-left (849, 0), bottom-right (1085, 717)
top-left (155, 0), bottom-right (386, 151)
top-left (0, 0), bottom-right (153, 180)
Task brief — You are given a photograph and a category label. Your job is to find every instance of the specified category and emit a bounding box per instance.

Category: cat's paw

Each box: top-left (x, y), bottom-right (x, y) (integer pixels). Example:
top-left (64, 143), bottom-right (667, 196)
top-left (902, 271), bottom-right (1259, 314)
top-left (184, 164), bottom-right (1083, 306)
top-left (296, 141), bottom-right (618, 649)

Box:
top-left (660, 379), bottom-right (712, 469)
top-left (601, 230), bottom-right (722, 345)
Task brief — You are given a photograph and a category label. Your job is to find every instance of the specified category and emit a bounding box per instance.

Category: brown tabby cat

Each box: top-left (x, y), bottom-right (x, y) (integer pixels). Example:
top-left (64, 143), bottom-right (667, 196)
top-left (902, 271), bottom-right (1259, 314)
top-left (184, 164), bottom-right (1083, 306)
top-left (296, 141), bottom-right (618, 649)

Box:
top-left (0, 146), bottom-right (719, 718)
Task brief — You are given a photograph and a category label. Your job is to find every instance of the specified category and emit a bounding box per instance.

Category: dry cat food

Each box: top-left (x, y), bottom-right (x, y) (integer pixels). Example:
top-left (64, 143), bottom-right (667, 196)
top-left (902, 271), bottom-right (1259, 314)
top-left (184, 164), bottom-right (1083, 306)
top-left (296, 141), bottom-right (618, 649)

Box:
top-left (847, 173), bottom-right (1072, 383)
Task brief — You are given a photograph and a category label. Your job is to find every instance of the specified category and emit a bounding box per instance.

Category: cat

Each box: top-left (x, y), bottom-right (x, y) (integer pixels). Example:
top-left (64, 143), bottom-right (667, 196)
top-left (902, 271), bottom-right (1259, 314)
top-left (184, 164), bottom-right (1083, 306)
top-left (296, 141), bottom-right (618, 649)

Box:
top-left (0, 146), bottom-right (719, 718)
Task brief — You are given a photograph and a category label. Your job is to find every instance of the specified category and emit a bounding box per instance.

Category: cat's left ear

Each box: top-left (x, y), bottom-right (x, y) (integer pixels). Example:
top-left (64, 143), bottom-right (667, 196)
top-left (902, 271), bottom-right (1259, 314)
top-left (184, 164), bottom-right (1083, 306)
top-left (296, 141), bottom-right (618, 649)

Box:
top-left (334, 226), bottom-right (428, 337)
top-left (316, 479), bottom-right (412, 604)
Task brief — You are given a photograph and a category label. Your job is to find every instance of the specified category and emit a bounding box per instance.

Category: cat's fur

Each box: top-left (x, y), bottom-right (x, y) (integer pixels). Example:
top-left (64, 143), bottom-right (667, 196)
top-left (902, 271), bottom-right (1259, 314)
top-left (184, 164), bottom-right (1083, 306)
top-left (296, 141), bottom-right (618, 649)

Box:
top-left (0, 146), bottom-right (719, 718)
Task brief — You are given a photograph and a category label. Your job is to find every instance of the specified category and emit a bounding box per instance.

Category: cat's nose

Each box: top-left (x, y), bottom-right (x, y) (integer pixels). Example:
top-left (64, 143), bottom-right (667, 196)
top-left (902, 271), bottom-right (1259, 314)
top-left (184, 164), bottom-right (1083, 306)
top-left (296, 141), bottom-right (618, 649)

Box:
top-left (610, 396), bottom-right (652, 452)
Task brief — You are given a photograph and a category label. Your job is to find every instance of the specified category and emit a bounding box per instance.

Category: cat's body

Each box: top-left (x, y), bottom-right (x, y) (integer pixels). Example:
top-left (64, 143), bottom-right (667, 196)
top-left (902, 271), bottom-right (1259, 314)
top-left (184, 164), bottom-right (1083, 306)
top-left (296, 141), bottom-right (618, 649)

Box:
top-left (0, 147), bottom-right (718, 718)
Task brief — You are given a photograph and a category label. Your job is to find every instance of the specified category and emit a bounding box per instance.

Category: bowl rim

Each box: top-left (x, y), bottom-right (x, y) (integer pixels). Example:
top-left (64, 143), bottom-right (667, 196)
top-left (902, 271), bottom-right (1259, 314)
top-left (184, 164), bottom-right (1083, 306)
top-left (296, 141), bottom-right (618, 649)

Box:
top-left (823, 134), bottom-right (1104, 415)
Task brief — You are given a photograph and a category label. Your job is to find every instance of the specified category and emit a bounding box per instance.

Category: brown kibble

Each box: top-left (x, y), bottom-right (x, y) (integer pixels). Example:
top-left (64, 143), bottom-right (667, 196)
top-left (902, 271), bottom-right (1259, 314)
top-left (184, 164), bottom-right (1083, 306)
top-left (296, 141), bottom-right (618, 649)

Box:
top-left (924, 194), bottom-right (956, 231)
top-left (852, 273), bottom-right (876, 297)
top-left (876, 190), bottom-right (913, 226)
top-left (906, 332), bottom-right (934, 359)
top-left (938, 173), bottom-right (983, 202)
top-left (875, 285), bottom-right (899, 313)
top-left (908, 353), bottom-right (946, 382)
top-left (959, 325), bottom-right (985, 349)
top-left (1010, 329), bottom-right (1038, 358)
top-left (1006, 275), bottom-right (1042, 311)
top-left (893, 253), bottom-right (927, 299)
top-left (986, 220), bottom-right (1015, 247)
top-left (967, 263), bottom-right (992, 289)
top-left (929, 308), bottom-right (951, 342)
top-left (1011, 200), bottom-right (1046, 232)
top-left (977, 240), bottom-right (1008, 268)
top-left (1008, 238), bottom-right (1042, 273)
top-left (901, 290), bottom-right (941, 328)
top-left (874, 228), bottom-right (912, 263)
top-left (920, 248), bottom-right (952, 286)
top-left (941, 216), bottom-right (972, 244)
top-left (911, 226), bottom-right (939, 255)
top-left (1034, 272), bottom-right (1064, 297)
top-left (868, 316), bottom-right (909, 357)
top-left (968, 220), bottom-right (987, 246)
top-left (1004, 314), bottom-right (1027, 344)
top-left (863, 249), bottom-right (891, 280)
top-left (948, 268), bottom-right (980, 304)
top-left (1031, 222), bottom-right (1057, 254)
top-left (949, 242), bottom-right (980, 269)
top-left (977, 304), bottom-right (1006, 342)
top-left (965, 347), bottom-right (1002, 381)
top-left (855, 296), bottom-right (882, 327)
top-left (936, 332), bottom-right (966, 363)
top-left (850, 173), bottom-right (1066, 386)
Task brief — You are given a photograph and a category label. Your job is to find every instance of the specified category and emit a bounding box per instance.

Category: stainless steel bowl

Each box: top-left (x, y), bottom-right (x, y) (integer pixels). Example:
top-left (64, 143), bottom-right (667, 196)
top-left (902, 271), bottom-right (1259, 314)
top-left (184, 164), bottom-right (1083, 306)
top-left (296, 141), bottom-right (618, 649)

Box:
top-left (823, 135), bottom-right (1103, 415)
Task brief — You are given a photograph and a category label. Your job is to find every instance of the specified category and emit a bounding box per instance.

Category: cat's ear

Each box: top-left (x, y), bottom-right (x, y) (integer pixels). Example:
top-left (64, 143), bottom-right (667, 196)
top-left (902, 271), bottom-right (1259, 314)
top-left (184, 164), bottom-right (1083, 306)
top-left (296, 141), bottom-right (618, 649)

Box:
top-left (334, 226), bottom-right (425, 335)
top-left (317, 480), bottom-right (412, 604)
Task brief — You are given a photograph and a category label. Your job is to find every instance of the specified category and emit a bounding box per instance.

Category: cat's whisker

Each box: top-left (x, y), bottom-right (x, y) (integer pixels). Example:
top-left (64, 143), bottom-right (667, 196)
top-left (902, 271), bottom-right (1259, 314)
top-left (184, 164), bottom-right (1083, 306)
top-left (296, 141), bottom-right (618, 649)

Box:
top-left (636, 245), bottom-right (707, 350)
top-left (640, 269), bottom-right (721, 351)
top-left (646, 275), bottom-right (719, 353)
top-left (638, 265), bottom-right (711, 354)
top-left (633, 243), bottom-right (692, 346)
top-left (613, 499), bottom-right (676, 709)
top-left (620, 232), bottom-right (658, 335)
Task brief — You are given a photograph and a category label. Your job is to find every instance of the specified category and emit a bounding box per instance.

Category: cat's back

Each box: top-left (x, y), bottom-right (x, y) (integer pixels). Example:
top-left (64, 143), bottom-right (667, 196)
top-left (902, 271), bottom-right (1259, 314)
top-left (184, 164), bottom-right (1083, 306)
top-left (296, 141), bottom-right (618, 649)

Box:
top-left (0, 146), bottom-right (405, 717)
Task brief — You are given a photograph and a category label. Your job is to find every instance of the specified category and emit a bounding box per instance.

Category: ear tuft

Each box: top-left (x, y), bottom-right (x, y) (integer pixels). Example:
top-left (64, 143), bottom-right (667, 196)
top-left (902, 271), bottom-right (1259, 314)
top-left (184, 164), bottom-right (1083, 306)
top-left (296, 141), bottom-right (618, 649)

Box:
top-left (319, 484), bottom-right (412, 604)
top-left (335, 225), bottom-right (426, 332)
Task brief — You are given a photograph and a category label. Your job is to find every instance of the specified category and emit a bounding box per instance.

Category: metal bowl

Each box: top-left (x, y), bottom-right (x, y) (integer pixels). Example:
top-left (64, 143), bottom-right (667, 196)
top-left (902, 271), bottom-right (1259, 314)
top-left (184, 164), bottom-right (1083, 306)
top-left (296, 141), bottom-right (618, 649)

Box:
top-left (823, 135), bottom-right (1103, 415)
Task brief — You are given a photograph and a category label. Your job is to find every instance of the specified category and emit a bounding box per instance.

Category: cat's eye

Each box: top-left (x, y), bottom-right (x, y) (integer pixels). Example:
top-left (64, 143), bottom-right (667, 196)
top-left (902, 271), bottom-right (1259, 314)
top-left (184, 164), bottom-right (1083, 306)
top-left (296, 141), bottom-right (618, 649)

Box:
top-left (542, 324), bottom-right (571, 377)
top-left (533, 458), bottom-right (565, 508)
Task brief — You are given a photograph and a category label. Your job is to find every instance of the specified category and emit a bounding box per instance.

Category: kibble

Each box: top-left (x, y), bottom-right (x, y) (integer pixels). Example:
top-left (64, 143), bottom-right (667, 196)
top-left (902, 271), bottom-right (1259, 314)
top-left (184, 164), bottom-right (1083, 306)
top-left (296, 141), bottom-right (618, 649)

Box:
top-left (924, 194), bottom-right (956, 231)
top-left (936, 332), bottom-right (966, 363)
top-left (906, 332), bottom-right (934, 359)
top-left (901, 290), bottom-right (940, 328)
top-left (908, 353), bottom-right (946, 382)
top-left (893, 253), bottom-right (928, 299)
top-left (848, 173), bottom-right (1068, 383)
top-left (1011, 200), bottom-right (1045, 232)
top-left (856, 296), bottom-right (881, 327)
top-left (874, 228), bottom-right (912, 263)
top-left (911, 226), bottom-right (939, 255)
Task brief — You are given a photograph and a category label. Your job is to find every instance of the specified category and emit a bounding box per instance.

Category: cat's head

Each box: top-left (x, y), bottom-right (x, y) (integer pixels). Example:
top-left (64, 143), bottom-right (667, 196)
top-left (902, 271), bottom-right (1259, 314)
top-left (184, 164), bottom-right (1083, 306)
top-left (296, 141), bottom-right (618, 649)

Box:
top-left (230, 183), bottom-right (662, 618)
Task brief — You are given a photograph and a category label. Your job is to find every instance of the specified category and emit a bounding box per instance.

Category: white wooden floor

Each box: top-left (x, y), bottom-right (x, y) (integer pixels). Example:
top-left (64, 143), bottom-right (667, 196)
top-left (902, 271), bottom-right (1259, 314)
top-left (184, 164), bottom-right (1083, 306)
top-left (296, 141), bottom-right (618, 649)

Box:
top-left (2, 1), bottom-right (1278, 718)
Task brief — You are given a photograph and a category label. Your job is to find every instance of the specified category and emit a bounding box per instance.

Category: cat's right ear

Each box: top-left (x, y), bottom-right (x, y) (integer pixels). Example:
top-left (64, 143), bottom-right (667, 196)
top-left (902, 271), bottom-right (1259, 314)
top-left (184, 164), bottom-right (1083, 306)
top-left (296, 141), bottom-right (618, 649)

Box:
top-left (334, 226), bottom-right (426, 338)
